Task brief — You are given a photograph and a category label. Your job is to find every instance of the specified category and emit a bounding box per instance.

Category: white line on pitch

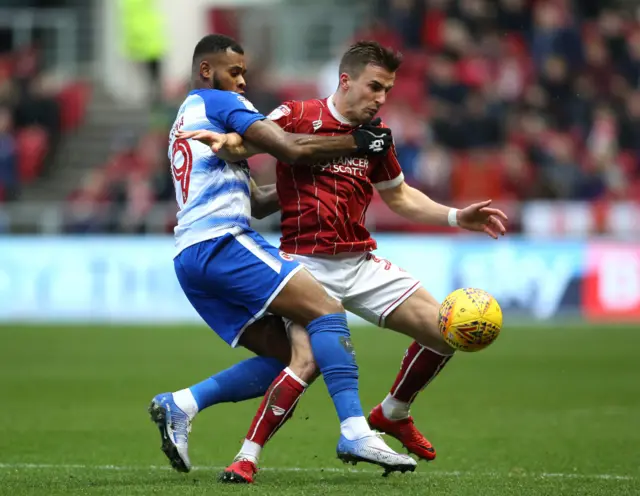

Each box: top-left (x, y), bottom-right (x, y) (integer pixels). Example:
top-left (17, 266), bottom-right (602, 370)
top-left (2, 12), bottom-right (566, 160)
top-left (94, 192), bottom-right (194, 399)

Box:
top-left (0, 463), bottom-right (634, 481)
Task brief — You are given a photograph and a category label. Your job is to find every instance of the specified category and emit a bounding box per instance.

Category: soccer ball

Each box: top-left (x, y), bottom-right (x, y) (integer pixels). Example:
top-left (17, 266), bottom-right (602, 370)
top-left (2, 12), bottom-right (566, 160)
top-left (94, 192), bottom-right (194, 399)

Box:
top-left (438, 288), bottom-right (502, 352)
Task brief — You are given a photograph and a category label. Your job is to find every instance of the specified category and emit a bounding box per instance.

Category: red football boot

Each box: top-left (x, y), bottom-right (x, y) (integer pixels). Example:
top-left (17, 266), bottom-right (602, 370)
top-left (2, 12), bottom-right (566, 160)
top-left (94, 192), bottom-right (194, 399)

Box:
top-left (218, 458), bottom-right (258, 484)
top-left (368, 404), bottom-right (436, 461)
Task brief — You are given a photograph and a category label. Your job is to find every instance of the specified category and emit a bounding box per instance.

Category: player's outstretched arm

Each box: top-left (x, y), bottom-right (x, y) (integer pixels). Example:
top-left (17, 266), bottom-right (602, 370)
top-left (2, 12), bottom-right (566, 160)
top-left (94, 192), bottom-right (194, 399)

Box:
top-left (175, 129), bottom-right (262, 163)
top-left (378, 182), bottom-right (509, 239)
top-left (250, 179), bottom-right (279, 219)
top-left (178, 119), bottom-right (394, 163)
top-left (242, 118), bottom-right (393, 164)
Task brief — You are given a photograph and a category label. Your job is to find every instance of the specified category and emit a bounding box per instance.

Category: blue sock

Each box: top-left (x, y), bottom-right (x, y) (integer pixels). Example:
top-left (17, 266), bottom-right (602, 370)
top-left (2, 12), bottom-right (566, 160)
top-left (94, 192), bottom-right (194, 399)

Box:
top-left (189, 356), bottom-right (283, 410)
top-left (306, 313), bottom-right (363, 422)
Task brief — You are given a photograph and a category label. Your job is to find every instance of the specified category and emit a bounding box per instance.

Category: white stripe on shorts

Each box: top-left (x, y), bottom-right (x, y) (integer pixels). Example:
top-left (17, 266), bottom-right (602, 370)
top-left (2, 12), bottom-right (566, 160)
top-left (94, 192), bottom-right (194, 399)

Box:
top-left (236, 233), bottom-right (282, 274)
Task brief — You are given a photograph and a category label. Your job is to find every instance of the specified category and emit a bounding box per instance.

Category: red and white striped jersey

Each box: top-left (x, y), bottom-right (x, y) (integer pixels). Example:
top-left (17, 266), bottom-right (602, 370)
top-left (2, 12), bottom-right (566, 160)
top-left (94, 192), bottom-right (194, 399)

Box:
top-left (268, 96), bottom-right (404, 255)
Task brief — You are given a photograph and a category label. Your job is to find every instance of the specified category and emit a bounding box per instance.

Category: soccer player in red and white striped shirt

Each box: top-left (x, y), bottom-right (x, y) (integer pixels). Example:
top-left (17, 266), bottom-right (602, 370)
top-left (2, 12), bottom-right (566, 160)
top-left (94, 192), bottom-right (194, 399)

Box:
top-left (180, 41), bottom-right (508, 483)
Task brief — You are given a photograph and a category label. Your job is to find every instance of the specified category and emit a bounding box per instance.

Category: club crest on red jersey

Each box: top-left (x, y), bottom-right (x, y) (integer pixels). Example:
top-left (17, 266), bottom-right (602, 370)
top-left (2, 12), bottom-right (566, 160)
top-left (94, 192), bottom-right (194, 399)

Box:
top-left (268, 105), bottom-right (292, 121)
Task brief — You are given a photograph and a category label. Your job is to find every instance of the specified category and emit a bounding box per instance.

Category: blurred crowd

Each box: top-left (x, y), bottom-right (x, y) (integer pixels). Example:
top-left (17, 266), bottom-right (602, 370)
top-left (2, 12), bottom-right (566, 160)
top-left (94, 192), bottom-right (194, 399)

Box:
top-left (361, 0), bottom-right (640, 203)
top-left (5, 0), bottom-right (640, 233)
top-left (0, 46), bottom-right (64, 201)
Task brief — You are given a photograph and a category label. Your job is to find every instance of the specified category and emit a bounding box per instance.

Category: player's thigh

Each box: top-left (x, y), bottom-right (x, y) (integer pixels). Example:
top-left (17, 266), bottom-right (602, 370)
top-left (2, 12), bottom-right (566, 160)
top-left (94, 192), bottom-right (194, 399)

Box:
top-left (288, 254), bottom-right (345, 303)
top-left (175, 231), bottom-right (305, 344)
top-left (238, 315), bottom-right (292, 365)
top-left (344, 254), bottom-right (453, 354)
top-left (174, 276), bottom-right (248, 347)
top-left (384, 287), bottom-right (454, 354)
top-left (268, 267), bottom-right (344, 327)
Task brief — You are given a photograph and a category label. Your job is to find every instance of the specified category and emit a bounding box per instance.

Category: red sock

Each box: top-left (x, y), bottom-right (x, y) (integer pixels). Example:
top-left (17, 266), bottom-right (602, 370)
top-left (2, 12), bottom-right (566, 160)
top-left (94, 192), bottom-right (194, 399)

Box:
top-left (246, 367), bottom-right (307, 446)
top-left (389, 341), bottom-right (453, 404)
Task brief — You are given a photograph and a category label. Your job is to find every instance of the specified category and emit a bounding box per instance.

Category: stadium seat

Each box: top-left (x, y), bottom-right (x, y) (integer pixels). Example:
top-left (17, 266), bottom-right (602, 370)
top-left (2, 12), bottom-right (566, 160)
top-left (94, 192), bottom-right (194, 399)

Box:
top-left (16, 126), bottom-right (49, 183)
top-left (58, 81), bottom-right (92, 132)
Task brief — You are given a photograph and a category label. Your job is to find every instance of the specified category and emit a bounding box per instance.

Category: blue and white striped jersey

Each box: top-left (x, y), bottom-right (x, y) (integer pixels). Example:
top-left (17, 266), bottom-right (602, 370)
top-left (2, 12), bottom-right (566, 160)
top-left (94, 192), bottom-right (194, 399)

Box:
top-left (168, 89), bottom-right (265, 255)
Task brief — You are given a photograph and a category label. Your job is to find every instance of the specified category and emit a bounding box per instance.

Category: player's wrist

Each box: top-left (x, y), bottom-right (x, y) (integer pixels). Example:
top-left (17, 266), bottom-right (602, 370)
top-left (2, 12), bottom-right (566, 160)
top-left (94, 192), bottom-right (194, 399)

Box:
top-left (447, 208), bottom-right (459, 228)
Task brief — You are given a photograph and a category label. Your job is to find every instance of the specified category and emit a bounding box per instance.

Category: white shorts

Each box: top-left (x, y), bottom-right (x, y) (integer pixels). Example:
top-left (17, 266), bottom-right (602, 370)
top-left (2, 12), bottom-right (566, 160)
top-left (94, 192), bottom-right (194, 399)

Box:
top-left (291, 252), bottom-right (421, 328)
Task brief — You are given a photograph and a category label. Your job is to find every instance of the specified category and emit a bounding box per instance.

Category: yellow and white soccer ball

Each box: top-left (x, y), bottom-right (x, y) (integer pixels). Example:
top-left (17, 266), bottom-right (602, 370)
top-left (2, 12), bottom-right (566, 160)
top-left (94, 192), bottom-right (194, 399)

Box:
top-left (438, 288), bottom-right (503, 352)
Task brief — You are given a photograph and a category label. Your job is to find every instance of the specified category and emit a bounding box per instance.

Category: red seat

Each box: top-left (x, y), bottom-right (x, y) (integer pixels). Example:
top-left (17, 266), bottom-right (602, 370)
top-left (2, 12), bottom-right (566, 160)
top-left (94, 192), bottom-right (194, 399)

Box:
top-left (16, 126), bottom-right (49, 182)
top-left (58, 81), bottom-right (91, 132)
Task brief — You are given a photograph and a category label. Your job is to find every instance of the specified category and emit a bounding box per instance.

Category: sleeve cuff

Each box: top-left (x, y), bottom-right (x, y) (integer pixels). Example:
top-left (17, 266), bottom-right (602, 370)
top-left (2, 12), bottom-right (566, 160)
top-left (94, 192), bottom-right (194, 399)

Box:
top-left (235, 114), bottom-right (266, 136)
top-left (373, 173), bottom-right (404, 191)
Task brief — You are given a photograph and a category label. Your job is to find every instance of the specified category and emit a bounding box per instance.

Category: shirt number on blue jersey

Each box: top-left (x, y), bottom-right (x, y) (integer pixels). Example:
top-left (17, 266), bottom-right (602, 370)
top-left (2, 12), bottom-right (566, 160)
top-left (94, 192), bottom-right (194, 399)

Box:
top-left (171, 138), bottom-right (193, 204)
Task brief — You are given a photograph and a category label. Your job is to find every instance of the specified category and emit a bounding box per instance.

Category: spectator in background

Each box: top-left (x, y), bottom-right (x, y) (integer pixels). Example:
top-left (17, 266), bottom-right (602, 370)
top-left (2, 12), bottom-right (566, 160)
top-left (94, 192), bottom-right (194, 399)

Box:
top-left (587, 104), bottom-right (618, 159)
top-left (458, 91), bottom-right (501, 149)
top-left (440, 17), bottom-right (472, 59)
top-left (622, 29), bottom-right (640, 87)
top-left (582, 37), bottom-right (615, 98)
top-left (539, 55), bottom-right (573, 129)
top-left (493, 38), bottom-right (530, 103)
top-left (13, 73), bottom-right (61, 174)
top-left (530, 2), bottom-right (582, 71)
top-left (381, 0), bottom-right (424, 49)
top-left (496, 0), bottom-right (531, 34)
top-left (450, 0), bottom-right (493, 43)
top-left (501, 144), bottom-right (535, 200)
top-left (619, 90), bottom-right (640, 161)
top-left (65, 169), bottom-right (111, 233)
top-left (539, 134), bottom-right (587, 199)
top-left (0, 61), bottom-right (17, 109)
top-left (0, 107), bottom-right (17, 201)
top-left (427, 52), bottom-right (467, 106)
top-left (414, 143), bottom-right (451, 202)
top-left (586, 147), bottom-right (624, 199)
top-left (570, 75), bottom-right (597, 138)
top-left (598, 9), bottom-right (629, 71)
top-left (379, 100), bottom-right (428, 181)
top-left (119, 0), bottom-right (166, 105)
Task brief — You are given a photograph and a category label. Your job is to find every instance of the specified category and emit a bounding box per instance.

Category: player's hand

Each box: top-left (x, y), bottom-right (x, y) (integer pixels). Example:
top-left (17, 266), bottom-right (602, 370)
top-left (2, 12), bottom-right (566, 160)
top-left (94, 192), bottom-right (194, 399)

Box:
top-left (352, 117), bottom-right (392, 155)
top-left (457, 200), bottom-right (508, 239)
top-left (175, 129), bottom-right (228, 153)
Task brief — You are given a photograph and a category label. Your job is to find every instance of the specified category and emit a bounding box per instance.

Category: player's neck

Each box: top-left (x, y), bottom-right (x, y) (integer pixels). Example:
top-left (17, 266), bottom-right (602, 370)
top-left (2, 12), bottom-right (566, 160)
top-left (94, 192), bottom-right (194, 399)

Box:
top-left (329, 93), bottom-right (357, 127)
top-left (192, 81), bottom-right (210, 90)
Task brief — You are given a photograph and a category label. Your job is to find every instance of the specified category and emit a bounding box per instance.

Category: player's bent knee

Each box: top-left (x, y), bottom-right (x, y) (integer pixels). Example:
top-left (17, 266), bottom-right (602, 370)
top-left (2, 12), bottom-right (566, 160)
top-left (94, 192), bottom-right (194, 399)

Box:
top-left (289, 344), bottom-right (317, 383)
top-left (289, 354), bottom-right (318, 384)
top-left (315, 297), bottom-right (345, 317)
top-left (287, 321), bottom-right (318, 383)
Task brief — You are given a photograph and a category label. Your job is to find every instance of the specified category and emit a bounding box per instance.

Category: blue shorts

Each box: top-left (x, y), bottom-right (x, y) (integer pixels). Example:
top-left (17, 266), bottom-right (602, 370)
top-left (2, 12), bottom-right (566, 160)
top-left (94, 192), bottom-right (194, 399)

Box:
top-left (174, 231), bottom-right (302, 347)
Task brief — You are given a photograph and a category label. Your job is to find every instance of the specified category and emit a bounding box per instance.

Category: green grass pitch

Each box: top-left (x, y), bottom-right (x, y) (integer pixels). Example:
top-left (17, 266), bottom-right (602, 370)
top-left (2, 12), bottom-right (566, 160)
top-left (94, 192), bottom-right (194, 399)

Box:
top-left (1, 323), bottom-right (639, 495)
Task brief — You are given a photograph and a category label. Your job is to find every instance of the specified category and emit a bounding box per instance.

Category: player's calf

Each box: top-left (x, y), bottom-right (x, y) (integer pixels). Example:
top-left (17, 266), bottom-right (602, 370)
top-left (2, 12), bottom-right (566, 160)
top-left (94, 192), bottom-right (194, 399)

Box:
top-left (269, 270), bottom-right (376, 443)
top-left (219, 366), bottom-right (308, 483)
top-left (371, 288), bottom-right (455, 459)
top-left (367, 341), bottom-right (451, 461)
top-left (220, 324), bottom-right (318, 483)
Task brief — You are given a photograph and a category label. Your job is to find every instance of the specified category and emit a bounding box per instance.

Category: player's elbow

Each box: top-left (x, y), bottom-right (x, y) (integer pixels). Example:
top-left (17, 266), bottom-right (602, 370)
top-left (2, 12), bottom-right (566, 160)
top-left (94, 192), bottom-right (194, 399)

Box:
top-left (280, 136), bottom-right (314, 164)
top-left (279, 145), bottom-right (305, 164)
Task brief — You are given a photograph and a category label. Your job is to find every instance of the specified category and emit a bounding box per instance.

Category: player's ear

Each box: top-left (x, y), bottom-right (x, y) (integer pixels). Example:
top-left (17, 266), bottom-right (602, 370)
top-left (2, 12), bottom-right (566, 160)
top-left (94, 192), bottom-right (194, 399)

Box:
top-left (199, 60), bottom-right (213, 82)
top-left (339, 73), bottom-right (350, 91)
